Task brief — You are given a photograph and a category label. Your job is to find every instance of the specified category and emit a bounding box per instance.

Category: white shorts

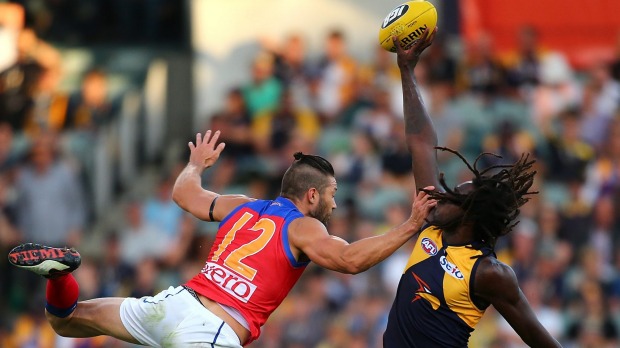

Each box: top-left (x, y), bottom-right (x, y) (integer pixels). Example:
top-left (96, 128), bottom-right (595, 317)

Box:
top-left (120, 286), bottom-right (242, 347)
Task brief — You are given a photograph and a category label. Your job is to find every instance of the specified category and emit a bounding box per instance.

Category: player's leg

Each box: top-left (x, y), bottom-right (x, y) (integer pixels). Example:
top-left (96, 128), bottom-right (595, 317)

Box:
top-left (46, 297), bottom-right (140, 343)
top-left (8, 243), bottom-right (141, 344)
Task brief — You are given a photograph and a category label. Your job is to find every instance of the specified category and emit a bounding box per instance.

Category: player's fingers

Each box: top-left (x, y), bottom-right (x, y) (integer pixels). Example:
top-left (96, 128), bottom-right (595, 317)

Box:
top-left (392, 35), bottom-right (404, 54)
top-left (413, 27), bottom-right (430, 51)
top-left (424, 201), bottom-right (437, 214)
top-left (214, 142), bottom-right (226, 153)
top-left (195, 132), bottom-right (202, 146)
top-left (188, 142), bottom-right (195, 151)
top-left (209, 130), bottom-right (221, 146)
top-left (203, 130), bottom-right (212, 145)
top-left (422, 28), bottom-right (437, 49)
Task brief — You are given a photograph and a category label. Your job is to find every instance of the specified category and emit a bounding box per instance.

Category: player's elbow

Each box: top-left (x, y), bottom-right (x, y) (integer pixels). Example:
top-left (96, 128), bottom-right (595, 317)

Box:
top-left (171, 186), bottom-right (188, 210)
top-left (340, 257), bottom-right (368, 274)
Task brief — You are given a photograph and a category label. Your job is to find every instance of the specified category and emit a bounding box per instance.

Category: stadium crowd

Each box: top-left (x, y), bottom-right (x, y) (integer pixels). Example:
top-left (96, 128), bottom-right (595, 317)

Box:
top-left (2, 2), bottom-right (620, 347)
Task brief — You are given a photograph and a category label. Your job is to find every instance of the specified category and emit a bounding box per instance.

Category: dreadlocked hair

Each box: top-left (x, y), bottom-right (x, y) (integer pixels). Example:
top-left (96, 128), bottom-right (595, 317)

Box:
top-left (424, 147), bottom-right (538, 255)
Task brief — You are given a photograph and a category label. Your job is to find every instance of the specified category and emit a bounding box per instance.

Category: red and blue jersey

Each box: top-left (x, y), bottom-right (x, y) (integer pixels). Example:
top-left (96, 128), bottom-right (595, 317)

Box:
top-left (185, 197), bottom-right (309, 344)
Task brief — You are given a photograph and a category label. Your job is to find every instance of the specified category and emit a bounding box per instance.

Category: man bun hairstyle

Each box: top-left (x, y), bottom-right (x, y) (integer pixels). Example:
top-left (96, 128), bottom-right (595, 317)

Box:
top-left (281, 152), bottom-right (335, 200)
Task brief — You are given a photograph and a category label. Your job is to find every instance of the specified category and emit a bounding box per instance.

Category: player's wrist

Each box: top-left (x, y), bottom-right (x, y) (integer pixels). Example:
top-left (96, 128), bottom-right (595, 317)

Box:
top-left (186, 161), bottom-right (207, 173)
top-left (404, 218), bottom-right (422, 233)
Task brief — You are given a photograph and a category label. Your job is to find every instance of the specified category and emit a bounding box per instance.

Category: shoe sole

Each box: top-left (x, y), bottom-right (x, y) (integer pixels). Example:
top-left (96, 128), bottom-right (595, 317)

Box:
top-left (8, 243), bottom-right (81, 277)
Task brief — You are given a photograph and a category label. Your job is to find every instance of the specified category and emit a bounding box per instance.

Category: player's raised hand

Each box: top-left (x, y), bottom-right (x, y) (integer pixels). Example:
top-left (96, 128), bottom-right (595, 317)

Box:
top-left (408, 186), bottom-right (437, 230)
top-left (188, 130), bottom-right (226, 169)
top-left (393, 26), bottom-right (437, 68)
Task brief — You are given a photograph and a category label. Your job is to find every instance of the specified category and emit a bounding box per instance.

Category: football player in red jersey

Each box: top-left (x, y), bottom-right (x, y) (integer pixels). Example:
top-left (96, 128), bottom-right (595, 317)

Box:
top-left (383, 29), bottom-right (562, 347)
top-left (8, 129), bottom-right (436, 346)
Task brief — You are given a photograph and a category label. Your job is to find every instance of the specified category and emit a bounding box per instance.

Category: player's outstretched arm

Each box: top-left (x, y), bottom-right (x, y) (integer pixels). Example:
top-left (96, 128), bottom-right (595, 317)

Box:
top-left (172, 130), bottom-right (253, 222)
top-left (474, 258), bottom-right (562, 348)
top-left (289, 188), bottom-right (436, 274)
top-left (394, 28), bottom-right (440, 190)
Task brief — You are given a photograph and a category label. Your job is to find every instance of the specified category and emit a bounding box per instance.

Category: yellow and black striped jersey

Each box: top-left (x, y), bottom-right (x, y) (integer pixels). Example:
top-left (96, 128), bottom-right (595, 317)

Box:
top-left (384, 225), bottom-right (493, 347)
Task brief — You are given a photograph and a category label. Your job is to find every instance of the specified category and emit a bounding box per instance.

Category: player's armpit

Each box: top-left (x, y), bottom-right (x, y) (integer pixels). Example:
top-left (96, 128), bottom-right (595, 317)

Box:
top-left (473, 258), bottom-right (562, 348)
top-left (210, 195), bottom-right (255, 221)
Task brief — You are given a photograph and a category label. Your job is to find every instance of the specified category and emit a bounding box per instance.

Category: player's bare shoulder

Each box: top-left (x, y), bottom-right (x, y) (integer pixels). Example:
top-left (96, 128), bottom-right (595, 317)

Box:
top-left (288, 216), bottom-right (328, 238)
top-left (473, 255), bottom-right (520, 302)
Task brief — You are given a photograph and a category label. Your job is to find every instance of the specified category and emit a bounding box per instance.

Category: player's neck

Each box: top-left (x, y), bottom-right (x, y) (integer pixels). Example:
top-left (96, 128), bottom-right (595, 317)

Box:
top-left (442, 226), bottom-right (474, 246)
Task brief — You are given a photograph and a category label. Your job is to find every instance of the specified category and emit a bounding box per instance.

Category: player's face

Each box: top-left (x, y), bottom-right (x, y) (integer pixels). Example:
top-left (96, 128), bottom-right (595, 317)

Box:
top-left (311, 177), bottom-right (338, 226)
top-left (426, 181), bottom-right (474, 227)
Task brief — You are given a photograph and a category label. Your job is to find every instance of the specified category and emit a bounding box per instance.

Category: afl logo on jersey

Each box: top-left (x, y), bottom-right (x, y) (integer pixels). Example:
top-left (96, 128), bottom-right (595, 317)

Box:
top-left (420, 237), bottom-right (438, 256)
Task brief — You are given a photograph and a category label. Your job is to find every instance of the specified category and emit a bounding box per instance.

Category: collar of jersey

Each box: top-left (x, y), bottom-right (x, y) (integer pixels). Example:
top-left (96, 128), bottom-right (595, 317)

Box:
top-left (275, 196), bottom-right (298, 210)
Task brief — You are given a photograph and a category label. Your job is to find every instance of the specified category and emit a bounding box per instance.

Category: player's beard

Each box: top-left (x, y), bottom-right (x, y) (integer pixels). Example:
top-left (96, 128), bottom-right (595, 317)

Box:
top-left (311, 198), bottom-right (332, 226)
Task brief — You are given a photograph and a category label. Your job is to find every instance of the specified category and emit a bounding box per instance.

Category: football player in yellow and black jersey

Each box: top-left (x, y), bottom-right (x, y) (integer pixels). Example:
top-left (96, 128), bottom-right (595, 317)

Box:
top-left (384, 29), bottom-right (562, 348)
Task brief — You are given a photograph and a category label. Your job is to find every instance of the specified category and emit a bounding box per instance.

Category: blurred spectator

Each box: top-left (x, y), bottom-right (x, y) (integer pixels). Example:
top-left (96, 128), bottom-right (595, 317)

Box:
top-left (0, 122), bottom-right (21, 172)
top-left (268, 33), bottom-right (313, 111)
top-left (480, 120), bottom-right (536, 170)
top-left (504, 26), bottom-right (546, 90)
top-left (278, 269), bottom-right (329, 348)
top-left (142, 173), bottom-right (185, 239)
top-left (0, 25), bottom-right (59, 131)
top-left (583, 61), bottom-right (620, 121)
top-left (316, 29), bottom-right (357, 122)
top-left (23, 65), bottom-right (67, 135)
top-left (129, 257), bottom-right (159, 298)
top-left (4, 310), bottom-right (56, 348)
top-left (530, 52), bottom-right (579, 129)
top-left (507, 218), bottom-right (539, 282)
top-left (332, 131), bottom-right (381, 188)
top-left (380, 120), bottom-right (413, 186)
top-left (0, 3), bottom-right (23, 73)
top-left (425, 33), bottom-right (457, 85)
top-left (565, 247), bottom-right (615, 301)
top-left (544, 108), bottom-right (595, 183)
top-left (583, 117), bottom-right (620, 206)
top-left (456, 32), bottom-right (506, 97)
top-left (566, 280), bottom-right (618, 348)
top-left (252, 88), bottom-right (320, 156)
top-left (0, 173), bottom-right (18, 247)
top-left (64, 68), bottom-right (116, 131)
top-left (98, 233), bottom-right (134, 298)
top-left (581, 82), bottom-right (614, 150)
top-left (588, 195), bottom-right (618, 268)
top-left (242, 51), bottom-right (283, 118)
top-left (118, 200), bottom-right (169, 267)
top-left (207, 88), bottom-right (255, 190)
top-left (356, 46), bottom-right (401, 118)
top-left (557, 177), bottom-right (592, 255)
top-left (15, 131), bottom-right (86, 246)
top-left (209, 88), bottom-right (254, 159)
top-left (352, 88), bottom-right (397, 147)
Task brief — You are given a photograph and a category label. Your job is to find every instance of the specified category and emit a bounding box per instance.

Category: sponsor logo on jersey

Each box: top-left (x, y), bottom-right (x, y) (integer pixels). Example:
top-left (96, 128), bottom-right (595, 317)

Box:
top-left (420, 237), bottom-right (438, 256)
top-left (203, 262), bottom-right (257, 303)
top-left (439, 256), bottom-right (464, 279)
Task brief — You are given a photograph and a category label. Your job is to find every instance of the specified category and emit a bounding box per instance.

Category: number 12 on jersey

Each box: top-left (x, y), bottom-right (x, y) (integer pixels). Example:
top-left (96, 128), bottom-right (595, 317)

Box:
top-left (211, 211), bottom-right (277, 281)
